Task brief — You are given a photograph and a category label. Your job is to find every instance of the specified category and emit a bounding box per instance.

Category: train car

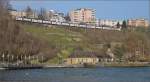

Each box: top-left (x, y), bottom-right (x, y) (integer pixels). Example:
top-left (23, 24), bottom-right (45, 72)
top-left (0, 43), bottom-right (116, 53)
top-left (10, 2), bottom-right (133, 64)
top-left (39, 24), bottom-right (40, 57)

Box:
top-left (43, 20), bottom-right (49, 24)
top-left (52, 22), bottom-right (57, 25)
top-left (86, 25), bottom-right (96, 28)
top-left (23, 18), bottom-right (31, 22)
top-left (61, 22), bottom-right (69, 26)
top-left (91, 26), bottom-right (96, 28)
top-left (37, 20), bottom-right (43, 23)
top-left (102, 27), bottom-right (112, 30)
top-left (16, 17), bottom-right (23, 21)
top-left (69, 23), bottom-right (75, 27)
top-left (47, 21), bottom-right (52, 24)
top-left (56, 22), bottom-right (61, 25)
top-left (86, 25), bottom-right (90, 28)
top-left (73, 23), bottom-right (79, 27)
top-left (32, 19), bottom-right (38, 23)
top-left (95, 26), bottom-right (103, 29)
top-left (115, 28), bottom-right (121, 31)
top-left (79, 25), bottom-right (86, 28)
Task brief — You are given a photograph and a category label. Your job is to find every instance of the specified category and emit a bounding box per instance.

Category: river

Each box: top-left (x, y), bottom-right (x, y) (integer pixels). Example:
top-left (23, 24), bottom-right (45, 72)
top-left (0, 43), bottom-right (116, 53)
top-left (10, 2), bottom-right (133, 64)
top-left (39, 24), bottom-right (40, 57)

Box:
top-left (0, 67), bottom-right (150, 82)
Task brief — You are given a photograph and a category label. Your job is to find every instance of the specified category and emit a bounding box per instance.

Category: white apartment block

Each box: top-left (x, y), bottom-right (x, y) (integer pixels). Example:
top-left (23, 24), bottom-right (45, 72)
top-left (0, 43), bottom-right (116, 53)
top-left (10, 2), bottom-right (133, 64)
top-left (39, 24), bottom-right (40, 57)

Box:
top-left (97, 19), bottom-right (123, 27)
top-left (48, 10), bottom-right (66, 22)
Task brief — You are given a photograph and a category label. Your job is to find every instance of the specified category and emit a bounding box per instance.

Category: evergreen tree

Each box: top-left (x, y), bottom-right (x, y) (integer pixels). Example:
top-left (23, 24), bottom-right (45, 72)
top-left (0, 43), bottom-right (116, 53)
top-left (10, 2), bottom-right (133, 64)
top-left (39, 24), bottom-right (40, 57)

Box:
top-left (64, 13), bottom-right (71, 22)
top-left (116, 22), bottom-right (120, 28)
top-left (113, 45), bottom-right (125, 62)
top-left (121, 20), bottom-right (127, 30)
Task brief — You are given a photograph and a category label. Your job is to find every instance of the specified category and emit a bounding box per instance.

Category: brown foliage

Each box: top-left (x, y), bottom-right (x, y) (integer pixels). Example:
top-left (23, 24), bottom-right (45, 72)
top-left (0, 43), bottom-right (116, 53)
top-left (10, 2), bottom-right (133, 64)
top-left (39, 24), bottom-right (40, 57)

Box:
top-left (0, 1), bottom-right (56, 62)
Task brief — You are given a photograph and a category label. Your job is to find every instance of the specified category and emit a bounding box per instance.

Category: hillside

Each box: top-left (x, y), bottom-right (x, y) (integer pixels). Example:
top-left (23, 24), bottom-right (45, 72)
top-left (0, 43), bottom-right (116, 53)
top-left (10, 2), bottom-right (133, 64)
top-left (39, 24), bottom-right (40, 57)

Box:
top-left (0, 2), bottom-right (56, 64)
top-left (22, 24), bottom-right (90, 63)
top-left (22, 23), bottom-right (150, 63)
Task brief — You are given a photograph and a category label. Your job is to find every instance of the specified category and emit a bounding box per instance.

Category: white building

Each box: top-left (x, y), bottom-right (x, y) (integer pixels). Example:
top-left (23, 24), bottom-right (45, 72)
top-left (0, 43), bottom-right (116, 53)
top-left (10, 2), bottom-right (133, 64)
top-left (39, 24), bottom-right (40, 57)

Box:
top-left (48, 10), bottom-right (66, 22)
top-left (97, 19), bottom-right (123, 27)
top-left (9, 9), bottom-right (39, 19)
top-left (9, 10), bottom-right (27, 18)
top-left (29, 9), bottom-right (38, 19)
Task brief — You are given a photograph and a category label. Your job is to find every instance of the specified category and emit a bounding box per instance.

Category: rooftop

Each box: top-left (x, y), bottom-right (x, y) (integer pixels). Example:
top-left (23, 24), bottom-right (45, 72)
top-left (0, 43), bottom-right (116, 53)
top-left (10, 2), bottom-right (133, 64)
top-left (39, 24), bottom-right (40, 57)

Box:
top-left (68, 50), bottom-right (98, 58)
top-left (68, 50), bottom-right (112, 58)
top-left (74, 8), bottom-right (95, 11)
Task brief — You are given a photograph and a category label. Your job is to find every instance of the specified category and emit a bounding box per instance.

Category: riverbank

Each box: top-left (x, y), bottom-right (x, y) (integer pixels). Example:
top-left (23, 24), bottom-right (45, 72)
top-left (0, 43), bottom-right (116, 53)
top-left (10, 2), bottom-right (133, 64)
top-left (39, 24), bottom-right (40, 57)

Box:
top-left (44, 62), bottom-right (150, 68)
top-left (97, 62), bottom-right (150, 67)
top-left (1, 62), bottom-right (150, 70)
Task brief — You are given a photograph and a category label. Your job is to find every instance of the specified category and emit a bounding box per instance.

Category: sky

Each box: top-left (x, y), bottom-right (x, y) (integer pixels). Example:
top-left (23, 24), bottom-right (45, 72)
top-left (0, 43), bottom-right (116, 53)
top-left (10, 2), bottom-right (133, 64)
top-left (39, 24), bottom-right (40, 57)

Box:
top-left (10, 0), bottom-right (150, 20)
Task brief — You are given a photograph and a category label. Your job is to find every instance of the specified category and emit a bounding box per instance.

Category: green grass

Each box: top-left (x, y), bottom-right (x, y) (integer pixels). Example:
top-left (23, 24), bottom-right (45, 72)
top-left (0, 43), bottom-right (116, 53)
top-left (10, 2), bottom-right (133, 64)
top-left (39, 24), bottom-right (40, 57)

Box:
top-left (23, 24), bottom-right (84, 47)
top-left (21, 24), bottom-right (150, 64)
top-left (22, 24), bottom-right (91, 64)
top-left (23, 24), bottom-right (122, 64)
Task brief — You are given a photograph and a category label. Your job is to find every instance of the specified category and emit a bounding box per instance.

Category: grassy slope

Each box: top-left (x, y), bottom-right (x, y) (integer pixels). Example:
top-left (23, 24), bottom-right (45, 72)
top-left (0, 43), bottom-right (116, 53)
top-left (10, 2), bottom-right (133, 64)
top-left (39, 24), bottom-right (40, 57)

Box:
top-left (22, 24), bottom-right (92, 64)
top-left (23, 24), bottom-right (89, 48)
top-left (22, 24), bottom-right (150, 64)
top-left (24, 24), bottom-right (150, 64)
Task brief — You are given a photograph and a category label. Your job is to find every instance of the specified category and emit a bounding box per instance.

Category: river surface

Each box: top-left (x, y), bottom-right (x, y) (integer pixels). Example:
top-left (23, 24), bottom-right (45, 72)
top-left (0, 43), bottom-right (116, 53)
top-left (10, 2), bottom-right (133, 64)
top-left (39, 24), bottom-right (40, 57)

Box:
top-left (0, 67), bottom-right (150, 82)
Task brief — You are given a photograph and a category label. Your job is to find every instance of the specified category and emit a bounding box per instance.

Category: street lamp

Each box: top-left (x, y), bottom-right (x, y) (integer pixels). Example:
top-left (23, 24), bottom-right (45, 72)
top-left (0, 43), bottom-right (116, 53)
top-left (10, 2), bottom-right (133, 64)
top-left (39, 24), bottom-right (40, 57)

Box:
top-left (2, 53), bottom-right (5, 63)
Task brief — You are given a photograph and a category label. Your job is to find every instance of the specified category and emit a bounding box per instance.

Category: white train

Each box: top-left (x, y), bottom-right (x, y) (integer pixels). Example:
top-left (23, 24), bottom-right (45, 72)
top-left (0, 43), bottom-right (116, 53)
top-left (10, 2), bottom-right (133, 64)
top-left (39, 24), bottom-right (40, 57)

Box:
top-left (15, 17), bottom-right (121, 31)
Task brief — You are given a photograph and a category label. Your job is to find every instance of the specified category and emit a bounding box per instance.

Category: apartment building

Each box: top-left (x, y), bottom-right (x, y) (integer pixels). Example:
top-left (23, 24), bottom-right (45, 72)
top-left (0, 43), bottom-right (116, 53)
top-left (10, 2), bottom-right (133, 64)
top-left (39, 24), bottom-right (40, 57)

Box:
top-left (98, 19), bottom-right (123, 27)
top-left (48, 10), bottom-right (66, 22)
top-left (127, 18), bottom-right (149, 27)
top-left (27, 10), bottom-right (38, 19)
top-left (69, 8), bottom-right (96, 24)
top-left (9, 9), bottom-right (39, 19)
top-left (9, 10), bottom-right (27, 18)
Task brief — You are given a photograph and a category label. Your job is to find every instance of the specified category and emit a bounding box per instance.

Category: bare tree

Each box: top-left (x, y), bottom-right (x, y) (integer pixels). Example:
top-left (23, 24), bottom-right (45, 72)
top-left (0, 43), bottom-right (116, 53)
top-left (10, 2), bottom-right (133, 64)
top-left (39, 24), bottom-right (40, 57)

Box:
top-left (0, 1), bottom-right (57, 63)
top-left (64, 13), bottom-right (71, 22)
top-left (38, 7), bottom-right (47, 20)
top-left (25, 6), bottom-right (33, 18)
top-left (116, 22), bottom-right (120, 28)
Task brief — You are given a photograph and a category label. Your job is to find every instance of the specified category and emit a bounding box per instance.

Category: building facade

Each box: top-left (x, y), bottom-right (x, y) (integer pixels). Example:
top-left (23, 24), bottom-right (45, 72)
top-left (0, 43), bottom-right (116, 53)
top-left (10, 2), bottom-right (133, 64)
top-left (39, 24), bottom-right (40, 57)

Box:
top-left (65, 51), bottom-right (99, 65)
top-left (9, 10), bottom-right (27, 18)
top-left (48, 10), bottom-right (66, 22)
top-left (98, 19), bottom-right (123, 27)
top-left (28, 10), bottom-right (38, 19)
top-left (127, 18), bottom-right (149, 27)
top-left (69, 8), bottom-right (96, 24)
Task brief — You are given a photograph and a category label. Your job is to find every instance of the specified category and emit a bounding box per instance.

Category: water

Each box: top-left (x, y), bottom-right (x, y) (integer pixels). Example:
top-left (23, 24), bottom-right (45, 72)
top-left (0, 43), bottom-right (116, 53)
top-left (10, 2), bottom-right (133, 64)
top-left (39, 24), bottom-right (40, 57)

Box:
top-left (0, 67), bottom-right (150, 82)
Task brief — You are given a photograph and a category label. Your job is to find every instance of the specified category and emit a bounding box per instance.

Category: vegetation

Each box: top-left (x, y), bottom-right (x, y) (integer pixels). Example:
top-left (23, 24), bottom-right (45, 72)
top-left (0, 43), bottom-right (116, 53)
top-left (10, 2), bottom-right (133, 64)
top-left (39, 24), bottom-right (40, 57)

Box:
top-left (64, 13), bottom-right (71, 22)
top-left (0, 1), bottom-right (57, 63)
top-left (25, 6), bottom-right (33, 18)
top-left (1, 1), bottom-right (150, 64)
top-left (113, 45), bottom-right (125, 62)
top-left (21, 23), bottom-right (150, 63)
top-left (38, 7), bottom-right (47, 20)
top-left (116, 22), bottom-right (120, 28)
top-left (121, 20), bottom-right (127, 30)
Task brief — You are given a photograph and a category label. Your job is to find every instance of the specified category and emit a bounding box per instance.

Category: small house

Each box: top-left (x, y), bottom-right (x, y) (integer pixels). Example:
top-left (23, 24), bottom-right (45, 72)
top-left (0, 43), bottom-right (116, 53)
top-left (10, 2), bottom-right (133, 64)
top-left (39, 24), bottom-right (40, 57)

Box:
top-left (65, 51), bottom-right (99, 65)
top-left (97, 55), bottom-right (114, 62)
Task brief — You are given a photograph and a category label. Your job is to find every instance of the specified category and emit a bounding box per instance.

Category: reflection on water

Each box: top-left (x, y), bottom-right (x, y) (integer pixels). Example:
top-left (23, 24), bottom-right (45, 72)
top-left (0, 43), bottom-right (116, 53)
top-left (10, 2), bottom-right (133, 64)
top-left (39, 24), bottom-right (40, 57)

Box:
top-left (0, 67), bottom-right (150, 82)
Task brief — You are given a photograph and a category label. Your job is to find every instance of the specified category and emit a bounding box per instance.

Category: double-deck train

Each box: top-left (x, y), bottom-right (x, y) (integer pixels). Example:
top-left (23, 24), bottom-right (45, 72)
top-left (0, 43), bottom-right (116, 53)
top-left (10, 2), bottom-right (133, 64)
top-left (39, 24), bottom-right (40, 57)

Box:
top-left (16, 17), bottom-right (121, 31)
